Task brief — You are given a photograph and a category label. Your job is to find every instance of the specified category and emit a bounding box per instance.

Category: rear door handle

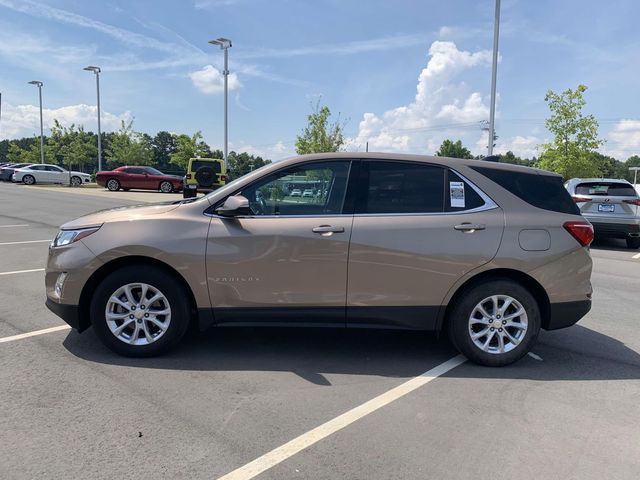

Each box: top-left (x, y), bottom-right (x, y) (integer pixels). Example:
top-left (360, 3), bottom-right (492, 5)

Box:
top-left (454, 223), bottom-right (486, 232)
top-left (312, 225), bottom-right (345, 235)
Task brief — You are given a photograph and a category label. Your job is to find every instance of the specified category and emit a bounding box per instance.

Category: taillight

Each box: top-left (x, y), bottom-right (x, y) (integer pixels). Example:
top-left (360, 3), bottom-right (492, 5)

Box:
top-left (572, 196), bottom-right (591, 203)
top-left (563, 221), bottom-right (594, 247)
top-left (186, 174), bottom-right (192, 179)
top-left (220, 175), bottom-right (227, 182)
top-left (623, 199), bottom-right (640, 206)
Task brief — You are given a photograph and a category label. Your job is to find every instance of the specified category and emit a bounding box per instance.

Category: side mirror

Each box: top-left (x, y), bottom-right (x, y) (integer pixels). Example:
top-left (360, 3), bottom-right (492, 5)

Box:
top-left (215, 195), bottom-right (251, 217)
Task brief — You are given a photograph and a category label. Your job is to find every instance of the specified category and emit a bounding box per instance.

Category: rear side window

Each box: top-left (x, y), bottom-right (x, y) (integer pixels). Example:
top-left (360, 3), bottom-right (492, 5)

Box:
top-left (356, 161), bottom-right (445, 214)
top-left (472, 166), bottom-right (579, 215)
top-left (446, 170), bottom-right (486, 212)
top-left (575, 182), bottom-right (636, 197)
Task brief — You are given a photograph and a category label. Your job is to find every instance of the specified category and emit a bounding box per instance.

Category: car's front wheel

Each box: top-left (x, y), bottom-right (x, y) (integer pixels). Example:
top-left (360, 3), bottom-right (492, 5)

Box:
top-left (70, 176), bottom-right (82, 187)
top-left (448, 279), bottom-right (541, 367)
top-left (106, 179), bottom-right (120, 191)
top-left (90, 266), bottom-right (192, 356)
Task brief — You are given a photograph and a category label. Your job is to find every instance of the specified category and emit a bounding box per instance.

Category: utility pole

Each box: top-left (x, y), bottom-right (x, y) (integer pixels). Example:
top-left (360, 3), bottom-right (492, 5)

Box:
top-left (208, 37), bottom-right (232, 166)
top-left (28, 81), bottom-right (45, 163)
top-left (84, 66), bottom-right (102, 171)
top-left (487, 0), bottom-right (501, 156)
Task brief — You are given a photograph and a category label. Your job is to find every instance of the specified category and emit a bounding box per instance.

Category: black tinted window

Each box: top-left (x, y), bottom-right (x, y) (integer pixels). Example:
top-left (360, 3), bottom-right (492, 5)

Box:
top-left (446, 170), bottom-right (486, 211)
top-left (192, 160), bottom-right (222, 173)
top-left (575, 182), bottom-right (636, 197)
top-left (357, 161), bottom-right (445, 214)
top-left (472, 166), bottom-right (579, 215)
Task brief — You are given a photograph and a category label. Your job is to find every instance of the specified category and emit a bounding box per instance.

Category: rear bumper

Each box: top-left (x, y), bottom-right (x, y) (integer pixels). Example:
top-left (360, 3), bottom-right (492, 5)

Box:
top-left (589, 221), bottom-right (640, 239)
top-left (545, 299), bottom-right (591, 330)
top-left (46, 298), bottom-right (89, 332)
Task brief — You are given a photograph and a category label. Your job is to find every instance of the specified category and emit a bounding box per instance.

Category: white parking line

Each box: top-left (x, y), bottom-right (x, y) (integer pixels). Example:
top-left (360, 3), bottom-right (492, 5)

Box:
top-left (0, 224), bottom-right (29, 228)
top-left (0, 268), bottom-right (45, 276)
top-left (216, 355), bottom-right (466, 480)
top-left (632, 252), bottom-right (640, 259)
top-left (0, 240), bottom-right (51, 246)
top-left (0, 325), bottom-right (71, 344)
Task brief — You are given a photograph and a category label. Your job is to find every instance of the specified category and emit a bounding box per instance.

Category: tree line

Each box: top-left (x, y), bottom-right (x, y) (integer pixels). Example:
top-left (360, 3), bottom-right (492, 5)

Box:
top-left (0, 120), bottom-right (270, 179)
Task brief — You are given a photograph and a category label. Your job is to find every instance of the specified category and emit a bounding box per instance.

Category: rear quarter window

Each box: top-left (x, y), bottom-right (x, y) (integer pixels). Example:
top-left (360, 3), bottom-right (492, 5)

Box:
top-left (472, 166), bottom-right (579, 215)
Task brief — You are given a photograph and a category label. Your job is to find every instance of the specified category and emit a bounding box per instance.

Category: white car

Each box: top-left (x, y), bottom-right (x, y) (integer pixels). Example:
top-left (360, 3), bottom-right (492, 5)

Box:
top-left (290, 189), bottom-right (302, 197)
top-left (302, 189), bottom-right (314, 198)
top-left (12, 164), bottom-right (91, 187)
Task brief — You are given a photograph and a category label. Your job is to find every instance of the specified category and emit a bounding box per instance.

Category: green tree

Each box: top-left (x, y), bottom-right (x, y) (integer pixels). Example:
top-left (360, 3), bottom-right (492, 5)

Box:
top-left (105, 120), bottom-right (153, 167)
top-left (435, 139), bottom-right (474, 159)
top-left (537, 85), bottom-right (604, 179)
top-left (226, 151), bottom-right (271, 179)
top-left (169, 131), bottom-right (210, 170)
top-left (6, 142), bottom-right (27, 163)
top-left (295, 102), bottom-right (345, 154)
top-left (151, 131), bottom-right (177, 170)
top-left (46, 120), bottom-right (96, 171)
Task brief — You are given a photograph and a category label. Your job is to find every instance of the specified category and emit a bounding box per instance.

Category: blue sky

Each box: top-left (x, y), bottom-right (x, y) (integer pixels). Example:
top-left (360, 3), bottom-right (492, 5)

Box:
top-left (1, 0), bottom-right (639, 160)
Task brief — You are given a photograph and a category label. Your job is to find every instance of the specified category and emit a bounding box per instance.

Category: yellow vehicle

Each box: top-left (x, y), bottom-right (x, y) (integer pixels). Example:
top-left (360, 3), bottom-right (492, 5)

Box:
top-left (183, 158), bottom-right (227, 198)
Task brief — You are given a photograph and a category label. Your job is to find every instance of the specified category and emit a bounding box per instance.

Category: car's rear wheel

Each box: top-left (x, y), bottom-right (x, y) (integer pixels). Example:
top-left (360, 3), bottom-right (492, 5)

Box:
top-left (106, 179), bottom-right (120, 191)
top-left (70, 176), bottom-right (82, 187)
top-left (159, 181), bottom-right (173, 193)
top-left (448, 279), bottom-right (541, 367)
top-left (90, 266), bottom-right (191, 356)
top-left (22, 175), bottom-right (35, 185)
top-left (626, 237), bottom-right (640, 249)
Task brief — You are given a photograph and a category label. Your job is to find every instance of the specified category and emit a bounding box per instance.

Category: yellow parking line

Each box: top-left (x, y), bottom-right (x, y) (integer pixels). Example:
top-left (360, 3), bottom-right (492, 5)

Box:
top-left (216, 355), bottom-right (466, 480)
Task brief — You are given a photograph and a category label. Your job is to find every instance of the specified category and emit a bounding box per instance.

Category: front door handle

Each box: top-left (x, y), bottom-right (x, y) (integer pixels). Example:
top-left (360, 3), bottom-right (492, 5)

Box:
top-left (312, 225), bottom-right (345, 236)
top-left (454, 223), bottom-right (486, 232)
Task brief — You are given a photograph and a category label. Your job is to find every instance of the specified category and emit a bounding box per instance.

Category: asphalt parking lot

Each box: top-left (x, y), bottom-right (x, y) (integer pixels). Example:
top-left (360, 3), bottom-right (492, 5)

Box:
top-left (1, 181), bottom-right (639, 480)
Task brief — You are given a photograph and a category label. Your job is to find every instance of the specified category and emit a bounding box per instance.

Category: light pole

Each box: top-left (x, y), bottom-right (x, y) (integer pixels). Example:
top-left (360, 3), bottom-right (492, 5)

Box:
top-left (84, 66), bottom-right (102, 171)
top-left (208, 37), bottom-right (232, 165)
top-left (487, 0), bottom-right (501, 156)
top-left (630, 166), bottom-right (640, 188)
top-left (28, 80), bottom-right (45, 164)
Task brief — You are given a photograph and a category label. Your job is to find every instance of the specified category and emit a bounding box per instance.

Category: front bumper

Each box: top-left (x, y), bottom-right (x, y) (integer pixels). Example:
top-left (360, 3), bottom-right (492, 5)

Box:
top-left (45, 298), bottom-right (89, 332)
top-left (545, 299), bottom-right (592, 330)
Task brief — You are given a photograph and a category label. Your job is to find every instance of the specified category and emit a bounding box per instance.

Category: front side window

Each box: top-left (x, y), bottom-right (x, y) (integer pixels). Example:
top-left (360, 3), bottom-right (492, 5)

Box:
top-left (356, 161), bottom-right (445, 214)
top-left (126, 168), bottom-right (145, 174)
top-left (239, 161), bottom-right (350, 216)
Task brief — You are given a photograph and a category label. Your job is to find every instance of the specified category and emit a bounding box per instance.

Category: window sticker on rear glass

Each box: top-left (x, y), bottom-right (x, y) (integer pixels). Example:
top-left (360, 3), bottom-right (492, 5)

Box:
top-left (450, 181), bottom-right (465, 208)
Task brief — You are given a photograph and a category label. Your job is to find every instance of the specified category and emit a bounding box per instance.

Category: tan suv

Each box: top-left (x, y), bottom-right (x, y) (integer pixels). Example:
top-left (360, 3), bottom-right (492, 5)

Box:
top-left (45, 153), bottom-right (593, 366)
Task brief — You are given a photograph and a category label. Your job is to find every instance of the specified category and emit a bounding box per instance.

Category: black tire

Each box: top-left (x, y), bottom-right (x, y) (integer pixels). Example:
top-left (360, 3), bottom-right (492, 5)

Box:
top-left (194, 166), bottom-right (215, 188)
top-left (106, 178), bottom-right (120, 191)
top-left (70, 176), bottom-right (82, 187)
top-left (22, 175), bottom-right (35, 185)
top-left (159, 181), bottom-right (173, 193)
top-left (626, 237), bottom-right (640, 249)
top-left (448, 279), bottom-right (541, 367)
top-left (90, 265), bottom-right (192, 357)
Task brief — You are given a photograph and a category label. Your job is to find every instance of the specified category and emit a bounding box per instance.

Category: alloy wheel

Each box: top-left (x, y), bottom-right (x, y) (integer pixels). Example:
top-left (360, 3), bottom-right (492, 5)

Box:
top-left (105, 283), bottom-right (172, 346)
top-left (468, 295), bottom-right (528, 354)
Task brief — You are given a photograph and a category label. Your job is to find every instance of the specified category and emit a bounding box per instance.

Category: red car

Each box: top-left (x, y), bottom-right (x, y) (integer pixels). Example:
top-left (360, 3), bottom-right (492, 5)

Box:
top-left (96, 166), bottom-right (183, 193)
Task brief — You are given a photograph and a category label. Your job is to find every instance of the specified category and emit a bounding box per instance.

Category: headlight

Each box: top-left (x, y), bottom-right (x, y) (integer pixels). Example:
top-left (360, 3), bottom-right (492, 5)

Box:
top-left (51, 226), bottom-right (101, 248)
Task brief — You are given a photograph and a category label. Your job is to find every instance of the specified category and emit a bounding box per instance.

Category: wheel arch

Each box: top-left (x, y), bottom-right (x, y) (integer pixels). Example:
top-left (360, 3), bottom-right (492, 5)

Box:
top-left (439, 268), bottom-right (551, 332)
top-left (78, 255), bottom-right (203, 332)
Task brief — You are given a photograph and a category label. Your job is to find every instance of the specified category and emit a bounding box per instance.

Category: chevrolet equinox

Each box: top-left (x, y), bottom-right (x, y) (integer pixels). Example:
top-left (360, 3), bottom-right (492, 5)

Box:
top-left (46, 153), bottom-right (594, 366)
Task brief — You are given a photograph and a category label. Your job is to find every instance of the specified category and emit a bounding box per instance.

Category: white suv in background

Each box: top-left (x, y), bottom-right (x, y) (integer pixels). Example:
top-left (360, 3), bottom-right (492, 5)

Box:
top-left (12, 164), bottom-right (91, 187)
top-left (565, 178), bottom-right (640, 249)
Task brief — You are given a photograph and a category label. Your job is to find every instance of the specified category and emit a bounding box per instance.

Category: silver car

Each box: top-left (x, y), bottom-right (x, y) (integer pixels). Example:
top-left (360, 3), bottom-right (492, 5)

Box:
top-left (565, 178), bottom-right (640, 249)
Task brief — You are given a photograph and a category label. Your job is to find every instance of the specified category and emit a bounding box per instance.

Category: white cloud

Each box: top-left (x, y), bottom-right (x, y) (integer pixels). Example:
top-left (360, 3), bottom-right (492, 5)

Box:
top-left (0, 103), bottom-right (131, 140)
top-left (491, 135), bottom-right (541, 158)
top-left (189, 65), bottom-right (241, 95)
top-left (229, 140), bottom-right (294, 160)
top-left (606, 119), bottom-right (640, 160)
top-left (347, 41), bottom-right (492, 154)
